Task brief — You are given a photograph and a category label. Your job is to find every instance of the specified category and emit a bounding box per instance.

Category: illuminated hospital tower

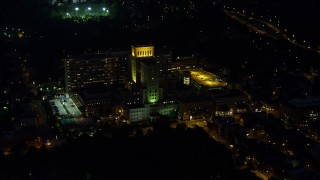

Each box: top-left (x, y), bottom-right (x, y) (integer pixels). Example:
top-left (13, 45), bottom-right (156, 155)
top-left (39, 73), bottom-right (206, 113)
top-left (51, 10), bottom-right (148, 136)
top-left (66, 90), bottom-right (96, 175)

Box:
top-left (130, 45), bottom-right (163, 104)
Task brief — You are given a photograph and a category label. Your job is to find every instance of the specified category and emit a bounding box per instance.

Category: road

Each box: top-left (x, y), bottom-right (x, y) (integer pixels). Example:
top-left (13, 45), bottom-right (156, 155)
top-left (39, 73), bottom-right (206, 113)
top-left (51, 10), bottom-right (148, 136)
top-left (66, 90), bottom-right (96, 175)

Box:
top-left (174, 118), bottom-right (272, 180)
top-left (252, 170), bottom-right (269, 180)
top-left (31, 100), bottom-right (56, 139)
top-left (224, 9), bottom-right (320, 54)
top-left (174, 119), bottom-right (237, 156)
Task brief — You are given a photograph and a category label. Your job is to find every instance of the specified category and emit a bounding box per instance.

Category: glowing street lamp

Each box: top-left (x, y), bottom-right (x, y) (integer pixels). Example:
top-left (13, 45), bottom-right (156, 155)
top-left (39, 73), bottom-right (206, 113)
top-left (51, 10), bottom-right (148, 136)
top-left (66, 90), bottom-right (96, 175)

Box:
top-left (75, 7), bottom-right (79, 16)
top-left (102, 8), bottom-right (109, 14)
top-left (87, 7), bottom-right (92, 15)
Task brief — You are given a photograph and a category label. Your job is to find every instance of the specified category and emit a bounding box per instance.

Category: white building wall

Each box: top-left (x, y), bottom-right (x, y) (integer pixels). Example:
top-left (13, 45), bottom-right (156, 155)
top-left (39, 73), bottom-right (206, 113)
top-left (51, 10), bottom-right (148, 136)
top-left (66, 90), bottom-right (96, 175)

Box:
top-left (128, 103), bottom-right (178, 122)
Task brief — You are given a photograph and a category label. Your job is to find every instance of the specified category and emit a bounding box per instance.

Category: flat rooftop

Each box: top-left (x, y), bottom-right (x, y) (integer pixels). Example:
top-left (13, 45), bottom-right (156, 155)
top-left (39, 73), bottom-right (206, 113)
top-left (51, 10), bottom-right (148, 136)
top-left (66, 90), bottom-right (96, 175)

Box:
top-left (50, 96), bottom-right (82, 117)
top-left (181, 69), bottom-right (227, 88)
top-left (65, 51), bottom-right (129, 61)
top-left (289, 96), bottom-right (320, 108)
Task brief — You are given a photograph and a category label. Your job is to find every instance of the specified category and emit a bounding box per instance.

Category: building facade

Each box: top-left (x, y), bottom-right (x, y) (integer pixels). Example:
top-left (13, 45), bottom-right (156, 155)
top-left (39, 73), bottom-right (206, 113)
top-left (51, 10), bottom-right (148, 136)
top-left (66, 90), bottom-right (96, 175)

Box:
top-left (127, 45), bottom-right (177, 122)
top-left (64, 51), bottom-right (128, 92)
top-left (128, 102), bottom-right (178, 123)
top-left (140, 61), bottom-right (163, 104)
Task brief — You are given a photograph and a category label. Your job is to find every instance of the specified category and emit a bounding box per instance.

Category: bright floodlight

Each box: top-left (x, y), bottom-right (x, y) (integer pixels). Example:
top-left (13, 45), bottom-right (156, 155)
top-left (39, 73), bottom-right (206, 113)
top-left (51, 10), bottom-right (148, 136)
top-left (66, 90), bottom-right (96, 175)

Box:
top-left (103, 7), bottom-right (106, 11)
top-left (88, 7), bottom-right (91, 11)
top-left (75, 7), bottom-right (79, 11)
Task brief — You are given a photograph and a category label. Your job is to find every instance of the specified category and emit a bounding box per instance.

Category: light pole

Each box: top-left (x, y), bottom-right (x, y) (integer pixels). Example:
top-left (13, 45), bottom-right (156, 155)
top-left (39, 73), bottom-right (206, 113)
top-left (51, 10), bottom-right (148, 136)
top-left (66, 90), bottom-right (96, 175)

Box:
top-left (102, 7), bottom-right (106, 16)
top-left (102, 7), bottom-right (109, 15)
top-left (87, 7), bottom-right (92, 16)
top-left (75, 7), bottom-right (79, 16)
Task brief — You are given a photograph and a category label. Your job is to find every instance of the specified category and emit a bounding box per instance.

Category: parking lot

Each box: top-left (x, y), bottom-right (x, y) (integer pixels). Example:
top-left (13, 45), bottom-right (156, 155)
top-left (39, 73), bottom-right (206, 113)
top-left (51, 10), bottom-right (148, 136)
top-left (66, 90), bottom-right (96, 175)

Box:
top-left (49, 96), bottom-right (82, 117)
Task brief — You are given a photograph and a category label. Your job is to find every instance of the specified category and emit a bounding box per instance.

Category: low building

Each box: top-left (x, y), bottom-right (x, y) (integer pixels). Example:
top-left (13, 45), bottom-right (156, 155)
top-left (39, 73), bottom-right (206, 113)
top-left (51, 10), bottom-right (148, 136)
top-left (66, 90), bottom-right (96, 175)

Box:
top-left (212, 89), bottom-right (249, 116)
top-left (282, 96), bottom-right (320, 143)
top-left (76, 86), bottom-right (126, 114)
top-left (49, 95), bottom-right (93, 135)
top-left (169, 55), bottom-right (199, 72)
top-left (178, 95), bottom-right (214, 120)
top-left (127, 101), bottom-right (178, 123)
top-left (284, 96), bottom-right (320, 128)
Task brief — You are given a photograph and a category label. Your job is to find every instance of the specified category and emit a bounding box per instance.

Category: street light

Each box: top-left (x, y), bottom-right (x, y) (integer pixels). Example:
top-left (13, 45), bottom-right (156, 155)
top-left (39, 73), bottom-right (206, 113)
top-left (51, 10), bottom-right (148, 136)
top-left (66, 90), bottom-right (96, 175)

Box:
top-left (87, 7), bottom-right (92, 16)
top-left (75, 7), bottom-right (79, 16)
top-left (102, 8), bottom-right (109, 14)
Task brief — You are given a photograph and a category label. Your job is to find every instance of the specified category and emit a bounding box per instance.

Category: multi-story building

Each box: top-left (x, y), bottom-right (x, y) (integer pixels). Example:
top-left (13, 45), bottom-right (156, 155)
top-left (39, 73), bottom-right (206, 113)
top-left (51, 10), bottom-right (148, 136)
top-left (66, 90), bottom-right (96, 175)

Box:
top-left (284, 96), bottom-right (320, 127)
top-left (176, 68), bottom-right (227, 94)
top-left (49, 0), bottom-right (87, 5)
top-left (169, 55), bottom-right (199, 73)
top-left (213, 89), bottom-right (249, 116)
top-left (179, 96), bottom-right (214, 121)
top-left (130, 45), bottom-right (155, 84)
top-left (64, 51), bottom-right (129, 92)
top-left (155, 49), bottom-right (173, 79)
top-left (283, 96), bottom-right (320, 139)
top-left (127, 102), bottom-right (178, 123)
top-left (127, 45), bottom-right (177, 123)
top-left (130, 45), bottom-right (174, 83)
top-left (140, 60), bottom-right (163, 104)
top-left (72, 0), bottom-right (87, 3)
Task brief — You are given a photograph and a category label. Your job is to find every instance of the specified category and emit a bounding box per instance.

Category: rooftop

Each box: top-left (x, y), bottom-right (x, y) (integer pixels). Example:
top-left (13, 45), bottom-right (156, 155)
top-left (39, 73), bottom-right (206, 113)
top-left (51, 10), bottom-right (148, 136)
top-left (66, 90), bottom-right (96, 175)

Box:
top-left (64, 51), bottom-right (129, 61)
top-left (288, 96), bottom-right (320, 108)
top-left (181, 69), bottom-right (227, 88)
top-left (50, 96), bottom-right (82, 117)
